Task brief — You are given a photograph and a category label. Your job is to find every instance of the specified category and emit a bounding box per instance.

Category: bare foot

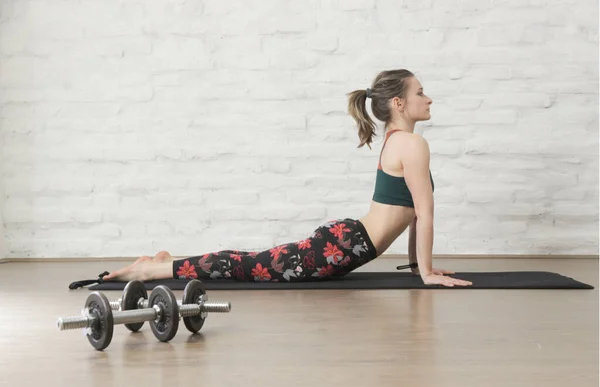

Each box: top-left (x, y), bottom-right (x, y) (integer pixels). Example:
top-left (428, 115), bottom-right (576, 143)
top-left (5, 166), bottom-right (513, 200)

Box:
top-left (153, 251), bottom-right (175, 263)
top-left (102, 253), bottom-right (172, 282)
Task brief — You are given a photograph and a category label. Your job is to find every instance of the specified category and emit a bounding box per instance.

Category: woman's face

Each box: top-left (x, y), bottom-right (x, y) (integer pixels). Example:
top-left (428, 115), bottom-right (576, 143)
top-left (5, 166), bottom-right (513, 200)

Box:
top-left (393, 77), bottom-right (433, 122)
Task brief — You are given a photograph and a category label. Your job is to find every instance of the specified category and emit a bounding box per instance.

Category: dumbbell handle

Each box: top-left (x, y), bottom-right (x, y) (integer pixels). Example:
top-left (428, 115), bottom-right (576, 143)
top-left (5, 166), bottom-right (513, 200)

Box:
top-left (110, 298), bottom-right (231, 314)
top-left (57, 305), bottom-right (162, 331)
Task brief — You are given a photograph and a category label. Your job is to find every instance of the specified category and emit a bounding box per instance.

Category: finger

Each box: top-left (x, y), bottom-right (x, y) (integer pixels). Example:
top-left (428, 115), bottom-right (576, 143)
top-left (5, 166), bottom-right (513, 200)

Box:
top-left (452, 279), bottom-right (472, 286)
top-left (442, 278), bottom-right (469, 287)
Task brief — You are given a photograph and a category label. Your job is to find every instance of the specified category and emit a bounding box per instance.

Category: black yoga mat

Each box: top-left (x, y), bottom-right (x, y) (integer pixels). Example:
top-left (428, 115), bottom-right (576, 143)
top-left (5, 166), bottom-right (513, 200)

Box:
top-left (86, 271), bottom-right (594, 290)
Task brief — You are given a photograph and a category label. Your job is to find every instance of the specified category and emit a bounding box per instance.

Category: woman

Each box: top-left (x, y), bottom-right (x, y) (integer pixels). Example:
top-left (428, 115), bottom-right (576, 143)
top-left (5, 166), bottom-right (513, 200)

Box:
top-left (103, 69), bottom-right (472, 288)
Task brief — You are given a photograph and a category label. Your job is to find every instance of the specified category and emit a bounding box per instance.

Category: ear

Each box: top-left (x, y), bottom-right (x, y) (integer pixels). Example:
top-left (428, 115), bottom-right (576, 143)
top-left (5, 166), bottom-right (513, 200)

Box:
top-left (390, 96), bottom-right (404, 110)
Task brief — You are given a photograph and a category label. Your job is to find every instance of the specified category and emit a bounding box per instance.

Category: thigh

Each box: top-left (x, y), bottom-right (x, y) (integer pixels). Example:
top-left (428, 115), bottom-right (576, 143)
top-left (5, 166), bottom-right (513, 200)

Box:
top-left (256, 219), bottom-right (361, 281)
top-left (239, 218), bottom-right (378, 282)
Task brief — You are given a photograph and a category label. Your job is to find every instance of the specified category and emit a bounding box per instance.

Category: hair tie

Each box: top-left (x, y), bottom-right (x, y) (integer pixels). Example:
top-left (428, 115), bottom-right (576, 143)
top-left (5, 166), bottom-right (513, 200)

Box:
top-left (366, 88), bottom-right (372, 98)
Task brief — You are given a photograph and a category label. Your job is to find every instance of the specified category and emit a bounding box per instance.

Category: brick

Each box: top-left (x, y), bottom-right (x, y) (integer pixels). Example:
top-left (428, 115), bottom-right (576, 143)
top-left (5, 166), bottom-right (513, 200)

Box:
top-left (431, 9), bottom-right (483, 28)
top-left (430, 140), bottom-right (464, 156)
top-left (203, 190), bottom-right (260, 206)
top-left (325, 0), bottom-right (375, 11)
top-left (433, 108), bottom-right (517, 126)
top-left (306, 113), bottom-right (354, 140)
top-left (433, 187), bottom-right (465, 204)
top-left (3, 199), bottom-right (103, 223)
top-left (464, 186), bottom-right (517, 203)
top-left (261, 35), bottom-right (320, 70)
top-left (207, 36), bottom-right (269, 70)
top-left (482, 93), bottom-right (555, 108)
top-left (316, 7), bottom-right (378, 32)
top-left (208, 205), bottom-right (325, 222)
top-left (464, 132), bottom-right (539, 155)
top-left (484, 9), bottom-right (549, 25)
top-left (150, 37), bottom-right (212, 70)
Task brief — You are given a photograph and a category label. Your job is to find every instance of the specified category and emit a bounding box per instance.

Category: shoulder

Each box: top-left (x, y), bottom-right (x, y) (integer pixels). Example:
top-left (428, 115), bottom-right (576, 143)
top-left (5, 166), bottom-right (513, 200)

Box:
top-left (387, 132), bottom-right (429, 155)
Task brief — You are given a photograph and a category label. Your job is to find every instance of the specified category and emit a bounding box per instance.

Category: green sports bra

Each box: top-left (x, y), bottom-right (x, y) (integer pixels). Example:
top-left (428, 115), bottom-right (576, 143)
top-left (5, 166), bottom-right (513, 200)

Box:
top-left (372, 130), bottom-right (434, 208)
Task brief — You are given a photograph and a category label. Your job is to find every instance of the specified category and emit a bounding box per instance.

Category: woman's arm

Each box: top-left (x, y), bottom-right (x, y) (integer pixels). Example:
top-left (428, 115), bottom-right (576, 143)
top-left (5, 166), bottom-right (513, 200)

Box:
top-left (402, 136), bottom-right (434, 279)
top-left (403, 136), bottom-right (471, 287)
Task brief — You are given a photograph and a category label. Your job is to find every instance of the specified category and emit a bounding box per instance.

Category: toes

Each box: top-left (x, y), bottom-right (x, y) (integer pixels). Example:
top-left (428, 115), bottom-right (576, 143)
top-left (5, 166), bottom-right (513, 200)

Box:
top-left (102, 272), bottom-right (115, 281)
top-left (103, 268), bottom-right (126, 281)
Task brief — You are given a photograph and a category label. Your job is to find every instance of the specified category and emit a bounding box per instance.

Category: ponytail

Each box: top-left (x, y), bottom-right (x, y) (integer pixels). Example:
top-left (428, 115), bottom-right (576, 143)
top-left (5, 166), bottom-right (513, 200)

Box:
top-left (347, 89), bottom-right (377, 149)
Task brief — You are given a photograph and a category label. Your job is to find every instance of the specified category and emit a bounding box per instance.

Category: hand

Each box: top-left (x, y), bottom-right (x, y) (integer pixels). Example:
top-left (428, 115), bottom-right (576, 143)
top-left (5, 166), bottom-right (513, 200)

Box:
top-left (410, 267), bottom-right (454, 276)
top-left (431, 267), bottom-right (455, 275)
top-left (422, 273), bottom-right (473, 287)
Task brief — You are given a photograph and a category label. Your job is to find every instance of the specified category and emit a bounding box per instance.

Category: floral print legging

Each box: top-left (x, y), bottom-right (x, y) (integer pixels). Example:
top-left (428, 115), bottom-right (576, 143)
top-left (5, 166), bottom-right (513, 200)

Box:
top-left (172, 218), bottom-right (378, 282)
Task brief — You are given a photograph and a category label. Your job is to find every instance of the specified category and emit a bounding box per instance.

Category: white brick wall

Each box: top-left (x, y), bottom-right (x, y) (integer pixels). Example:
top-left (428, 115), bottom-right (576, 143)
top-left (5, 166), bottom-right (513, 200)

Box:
top-left (0, 0), bottom-right (598, 258)
top-left (0, 146), bottom-right (5, 258)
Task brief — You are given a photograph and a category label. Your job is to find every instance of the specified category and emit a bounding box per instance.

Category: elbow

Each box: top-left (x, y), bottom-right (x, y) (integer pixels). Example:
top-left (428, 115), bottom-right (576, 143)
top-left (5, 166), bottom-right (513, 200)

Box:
top-left (415, 213), bottom-right (433, 223)
top-left (414, 205), bottom-right (434, 222)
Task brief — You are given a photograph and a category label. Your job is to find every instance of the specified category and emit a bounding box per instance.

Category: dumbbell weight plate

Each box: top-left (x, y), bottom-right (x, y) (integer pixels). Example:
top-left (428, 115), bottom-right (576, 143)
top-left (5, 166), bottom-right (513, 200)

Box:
top-left (85, 292), bottom-right (114, 351)
top-left (182, 279), bottom-right (207, 333)
top-left (121, 280), bottom-right (148, 332)
top-left (148, 285), bottom-right (179, 342)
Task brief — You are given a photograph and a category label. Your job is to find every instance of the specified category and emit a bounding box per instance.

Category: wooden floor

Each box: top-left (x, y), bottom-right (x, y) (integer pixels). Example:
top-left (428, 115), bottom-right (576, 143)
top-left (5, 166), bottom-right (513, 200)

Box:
top-left (0, 257), bottom-right (597, 387)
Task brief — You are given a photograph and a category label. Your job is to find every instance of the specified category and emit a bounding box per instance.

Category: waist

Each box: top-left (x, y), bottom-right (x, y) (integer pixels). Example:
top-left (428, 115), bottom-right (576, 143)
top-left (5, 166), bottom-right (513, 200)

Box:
top-left (360, 207), bottom-right (414, 255)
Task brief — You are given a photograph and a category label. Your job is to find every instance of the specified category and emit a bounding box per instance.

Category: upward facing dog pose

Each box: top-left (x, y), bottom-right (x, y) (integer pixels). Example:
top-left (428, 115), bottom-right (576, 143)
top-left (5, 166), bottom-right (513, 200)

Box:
top-left (103, 69), bottom-right (473, 288)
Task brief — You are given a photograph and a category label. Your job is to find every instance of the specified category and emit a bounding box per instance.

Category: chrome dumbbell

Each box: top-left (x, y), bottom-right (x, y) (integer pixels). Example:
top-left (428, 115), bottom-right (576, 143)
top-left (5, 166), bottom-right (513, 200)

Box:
top-left (56, 285), bottom-right (180, 351)
top-left (109, 279), bottom-right (231, 333)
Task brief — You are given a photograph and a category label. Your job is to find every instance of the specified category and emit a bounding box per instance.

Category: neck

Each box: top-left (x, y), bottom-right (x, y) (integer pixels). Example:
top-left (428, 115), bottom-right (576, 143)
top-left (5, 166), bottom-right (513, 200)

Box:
top-left (385, 117), bottom-right (416, 134)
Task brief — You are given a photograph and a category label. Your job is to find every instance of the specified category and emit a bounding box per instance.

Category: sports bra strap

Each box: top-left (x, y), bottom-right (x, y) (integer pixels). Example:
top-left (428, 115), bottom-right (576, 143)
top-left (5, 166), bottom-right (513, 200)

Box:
top-left (377, 129), bottom-right (403, 170)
